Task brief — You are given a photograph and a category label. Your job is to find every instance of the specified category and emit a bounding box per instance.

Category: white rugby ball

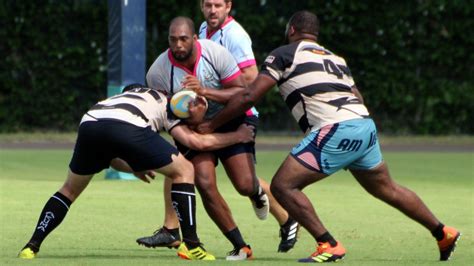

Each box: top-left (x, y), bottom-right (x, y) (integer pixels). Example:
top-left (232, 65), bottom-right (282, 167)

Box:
top-left (170, 90), bottom-right (197, 118)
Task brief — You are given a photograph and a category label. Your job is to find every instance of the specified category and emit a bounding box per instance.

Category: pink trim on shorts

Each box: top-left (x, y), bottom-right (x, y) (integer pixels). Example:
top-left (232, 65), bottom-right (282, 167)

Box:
top-left (297, 152), bottom-right (320, 171)
top-left (317, 124), bottom-right (334, 147)
top-left (238, 59), bottom-right (257, 70)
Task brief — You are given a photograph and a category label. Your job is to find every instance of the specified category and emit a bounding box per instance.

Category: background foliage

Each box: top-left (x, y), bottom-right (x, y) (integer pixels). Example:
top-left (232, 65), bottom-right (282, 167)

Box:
top-left (1, 0), bottom-right (472, 134)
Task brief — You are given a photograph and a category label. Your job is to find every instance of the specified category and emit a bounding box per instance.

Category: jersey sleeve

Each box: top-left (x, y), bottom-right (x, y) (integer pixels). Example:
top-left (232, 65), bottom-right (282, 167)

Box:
top-left (146, 53), bottom-right (170, 92)
top-left (212, 44), bottom-right (241, 84)
top-left (225, 31), bottom-right (256, 69)
top-left (198, 22), bottom-right (207, 39)
top-left (260, 45), bottom-right (295, 82)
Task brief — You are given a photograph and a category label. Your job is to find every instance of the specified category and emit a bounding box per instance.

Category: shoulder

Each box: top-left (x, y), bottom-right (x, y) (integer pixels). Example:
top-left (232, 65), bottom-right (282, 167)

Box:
top-left (265, 42), bottom-right (299, 64)
top-left (149, 50), bottom-right (170, 69)
top-left (198, 21), bottom-right (207, 38)
top-left (200, 39), bottom-right (227, 53)
top-left (224, 20), bottom-right (251, 41)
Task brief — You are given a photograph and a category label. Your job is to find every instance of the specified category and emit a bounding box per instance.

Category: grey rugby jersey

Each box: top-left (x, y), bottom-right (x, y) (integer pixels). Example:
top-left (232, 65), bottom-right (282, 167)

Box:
top-left (261, 40), bottom-right (369, 133)
top-left (80, 88), bottom-right (180, 132)
top-left (146, 39), bottom-right (241, 119)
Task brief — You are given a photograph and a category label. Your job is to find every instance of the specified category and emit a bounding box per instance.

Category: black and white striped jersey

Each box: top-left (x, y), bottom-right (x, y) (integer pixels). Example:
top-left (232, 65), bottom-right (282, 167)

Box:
top-left (80, 87), bottom-right (180, 132)
top-left (261, 40), bottom-right (369, 133)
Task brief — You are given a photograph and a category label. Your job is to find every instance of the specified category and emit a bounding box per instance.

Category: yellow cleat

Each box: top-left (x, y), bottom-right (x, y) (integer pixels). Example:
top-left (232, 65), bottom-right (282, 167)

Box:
top-left (18, 247), bottom-right (36, 259)
top-left (177, 242), bottom-right (216, 260)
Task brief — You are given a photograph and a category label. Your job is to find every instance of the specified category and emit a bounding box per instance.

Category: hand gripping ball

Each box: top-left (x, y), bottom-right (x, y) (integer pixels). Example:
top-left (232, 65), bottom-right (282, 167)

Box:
top-left (170, 90), bottom-right (197, 118)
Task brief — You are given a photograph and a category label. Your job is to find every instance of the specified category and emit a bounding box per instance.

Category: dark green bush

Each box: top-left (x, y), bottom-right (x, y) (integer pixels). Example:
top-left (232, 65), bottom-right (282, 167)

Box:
top-left (1, 0), bottom-right (472, 134)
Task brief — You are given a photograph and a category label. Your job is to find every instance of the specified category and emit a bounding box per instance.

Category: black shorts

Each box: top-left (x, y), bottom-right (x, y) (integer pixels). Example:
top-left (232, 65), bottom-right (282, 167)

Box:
top-left (175, 115), bottom-right (258, 164)
top-left (69, 120), bottom-right (179, 175)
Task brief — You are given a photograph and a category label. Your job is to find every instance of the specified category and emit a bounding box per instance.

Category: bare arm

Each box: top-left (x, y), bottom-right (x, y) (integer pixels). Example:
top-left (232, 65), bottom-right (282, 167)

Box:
top-left (198, 73), bottom-right (277, 133)
top-left (182, 74), bottom-right (246, 104)
top-left (170, 123), bottom-right (254, 151)
top-left (240, 65), bottom-right (258, 84)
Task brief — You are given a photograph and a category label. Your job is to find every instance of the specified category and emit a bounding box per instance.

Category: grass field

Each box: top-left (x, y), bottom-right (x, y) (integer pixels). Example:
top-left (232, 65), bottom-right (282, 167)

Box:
top-left (0, 148), bottom-right (472, 265)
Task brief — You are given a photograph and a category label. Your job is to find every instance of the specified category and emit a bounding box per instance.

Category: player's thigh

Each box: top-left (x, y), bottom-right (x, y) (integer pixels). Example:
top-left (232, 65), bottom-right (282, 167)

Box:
top-left (191, 152), bottom-right (218, 190)
top-left (350, 162), bottom-right (394, 195)
top-left (69, 121), bottom-right (115, 175)
top-left (156, 153), bottom-right (194, 183)
top-left (271, 154), bottom-right (327, 192)
top-left (221, 152), bottom-right (257, 193)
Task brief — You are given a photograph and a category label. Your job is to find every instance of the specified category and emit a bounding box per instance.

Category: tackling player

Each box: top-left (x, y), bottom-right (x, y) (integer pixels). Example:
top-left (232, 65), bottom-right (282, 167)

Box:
top-left (198, 10), bottom-right (461, 263)
top-left (18, 84), bottom-right (254, 261)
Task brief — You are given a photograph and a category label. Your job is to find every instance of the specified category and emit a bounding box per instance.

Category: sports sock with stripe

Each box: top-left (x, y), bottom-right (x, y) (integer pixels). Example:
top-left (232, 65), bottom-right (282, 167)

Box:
top-left (26, 191), bottom-right (72, 252)
top-left (171, 183), bottom-right (199, 247)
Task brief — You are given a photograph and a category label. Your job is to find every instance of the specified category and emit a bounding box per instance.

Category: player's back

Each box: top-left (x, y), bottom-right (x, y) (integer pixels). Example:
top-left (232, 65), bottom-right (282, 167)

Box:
top-left (262, 40), bottom-right (369, 133)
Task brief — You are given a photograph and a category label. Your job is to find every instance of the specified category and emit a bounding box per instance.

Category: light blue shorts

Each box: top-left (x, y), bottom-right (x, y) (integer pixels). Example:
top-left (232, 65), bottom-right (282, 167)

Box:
top-left (290, 118), bottom-right (383, 175)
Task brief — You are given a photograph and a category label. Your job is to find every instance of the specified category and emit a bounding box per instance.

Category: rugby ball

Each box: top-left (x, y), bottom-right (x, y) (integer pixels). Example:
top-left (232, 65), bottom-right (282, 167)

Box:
top-left (170, 90), bottom-right (197, 118)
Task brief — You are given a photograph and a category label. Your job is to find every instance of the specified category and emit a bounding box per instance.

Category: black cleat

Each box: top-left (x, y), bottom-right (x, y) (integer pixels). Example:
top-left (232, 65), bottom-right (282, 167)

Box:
top-left (278, 218), bottom-right (299, 252)
top-left (136, 227), bottom-right (181, 249)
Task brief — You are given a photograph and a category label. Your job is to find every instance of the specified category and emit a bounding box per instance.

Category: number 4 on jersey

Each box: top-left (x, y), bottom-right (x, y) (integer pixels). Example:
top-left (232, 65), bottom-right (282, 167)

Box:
top-left (323, 59), bottom-right (343, 79)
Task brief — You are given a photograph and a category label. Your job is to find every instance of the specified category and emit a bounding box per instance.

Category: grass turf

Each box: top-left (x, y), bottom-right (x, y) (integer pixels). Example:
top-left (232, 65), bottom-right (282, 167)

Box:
top-left (0, 149), bottom-right (472, 265)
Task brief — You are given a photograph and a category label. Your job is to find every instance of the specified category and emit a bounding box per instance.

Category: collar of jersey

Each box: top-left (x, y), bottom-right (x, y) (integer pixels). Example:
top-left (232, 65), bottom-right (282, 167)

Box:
top-left (167, 40), bottom-right (202, 75)
top-left (206, 16), bottom-right (234, 39)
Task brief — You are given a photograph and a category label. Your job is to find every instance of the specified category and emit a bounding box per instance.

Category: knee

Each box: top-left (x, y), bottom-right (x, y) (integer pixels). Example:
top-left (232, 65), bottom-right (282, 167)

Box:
top-left (270, 180), bottom-right (285, 199)
top-left (195, 174), bottom-right (217, 196)
top-left (234, 177), bottom-right (255, 196)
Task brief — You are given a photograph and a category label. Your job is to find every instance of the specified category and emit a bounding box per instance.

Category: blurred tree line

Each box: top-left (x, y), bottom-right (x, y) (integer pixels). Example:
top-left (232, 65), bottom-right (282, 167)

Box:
top-left (1, 0), bottom-right (472, 134)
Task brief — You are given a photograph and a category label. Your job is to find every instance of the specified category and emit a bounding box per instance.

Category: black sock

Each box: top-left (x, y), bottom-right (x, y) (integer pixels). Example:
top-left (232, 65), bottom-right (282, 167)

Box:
top-left (282, 216), bottom-right (296, 227)
top-left (224, 227), bottom-right (246, 249)
top-left (163, 226), bottom-right (181, 239)
top-left (249, 184), bottom-right (263, 203)
top-left (431, 222), bottom-right (445, 241)
top-left (171, 183), bottom-right (199, 246)
top-left (316, 231), bottom-right (337, 247)
top-left (26, 192), bottom-right (72, 252)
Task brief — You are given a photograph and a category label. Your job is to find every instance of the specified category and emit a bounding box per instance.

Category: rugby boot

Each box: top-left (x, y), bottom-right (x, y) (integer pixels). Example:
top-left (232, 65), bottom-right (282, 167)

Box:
top-left (438, 226), bottom-right (461, 261)
top-left (226, 245), bottom-right (254, 260)
top-left (177, 242), bottom-right (215, 260)
top-left (250, 186), bottom-right (269, 220)
top-left (136, 226), bottom-right (181, 248)
top-left (298, 241), bottom-right (346, 263)
top-left (278, 218), bottom-right (299, 252)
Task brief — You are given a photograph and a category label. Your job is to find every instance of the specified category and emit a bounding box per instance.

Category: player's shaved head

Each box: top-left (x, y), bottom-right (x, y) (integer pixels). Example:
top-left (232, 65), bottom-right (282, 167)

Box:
top-left (169, 16), bottom-right (195, 35)
top-left (288, 10), bottom-right (319, 37)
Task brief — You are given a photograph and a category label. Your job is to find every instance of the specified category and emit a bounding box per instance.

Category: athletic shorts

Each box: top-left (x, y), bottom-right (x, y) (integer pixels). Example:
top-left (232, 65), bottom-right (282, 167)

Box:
top-left (176, 115), bottom-right (258, 164)
top-left (69, 120), bottom-right (179, 175)
top-left (291, 118), bottom-right (383, 175)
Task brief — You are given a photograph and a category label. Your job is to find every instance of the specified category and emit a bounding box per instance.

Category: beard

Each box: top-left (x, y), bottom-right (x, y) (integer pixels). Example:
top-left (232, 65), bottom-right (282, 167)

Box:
top-left (206, 16), bottom-right (225, 30)
top-left (171, 49), bottom-right (193, 62)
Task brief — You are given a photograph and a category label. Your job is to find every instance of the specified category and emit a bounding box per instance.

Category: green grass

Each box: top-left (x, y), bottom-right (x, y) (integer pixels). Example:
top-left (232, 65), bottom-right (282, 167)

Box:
top-left (0, 149), bottom-right (473, 265)
top-left (1, 132), bottom-right (474, 145)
